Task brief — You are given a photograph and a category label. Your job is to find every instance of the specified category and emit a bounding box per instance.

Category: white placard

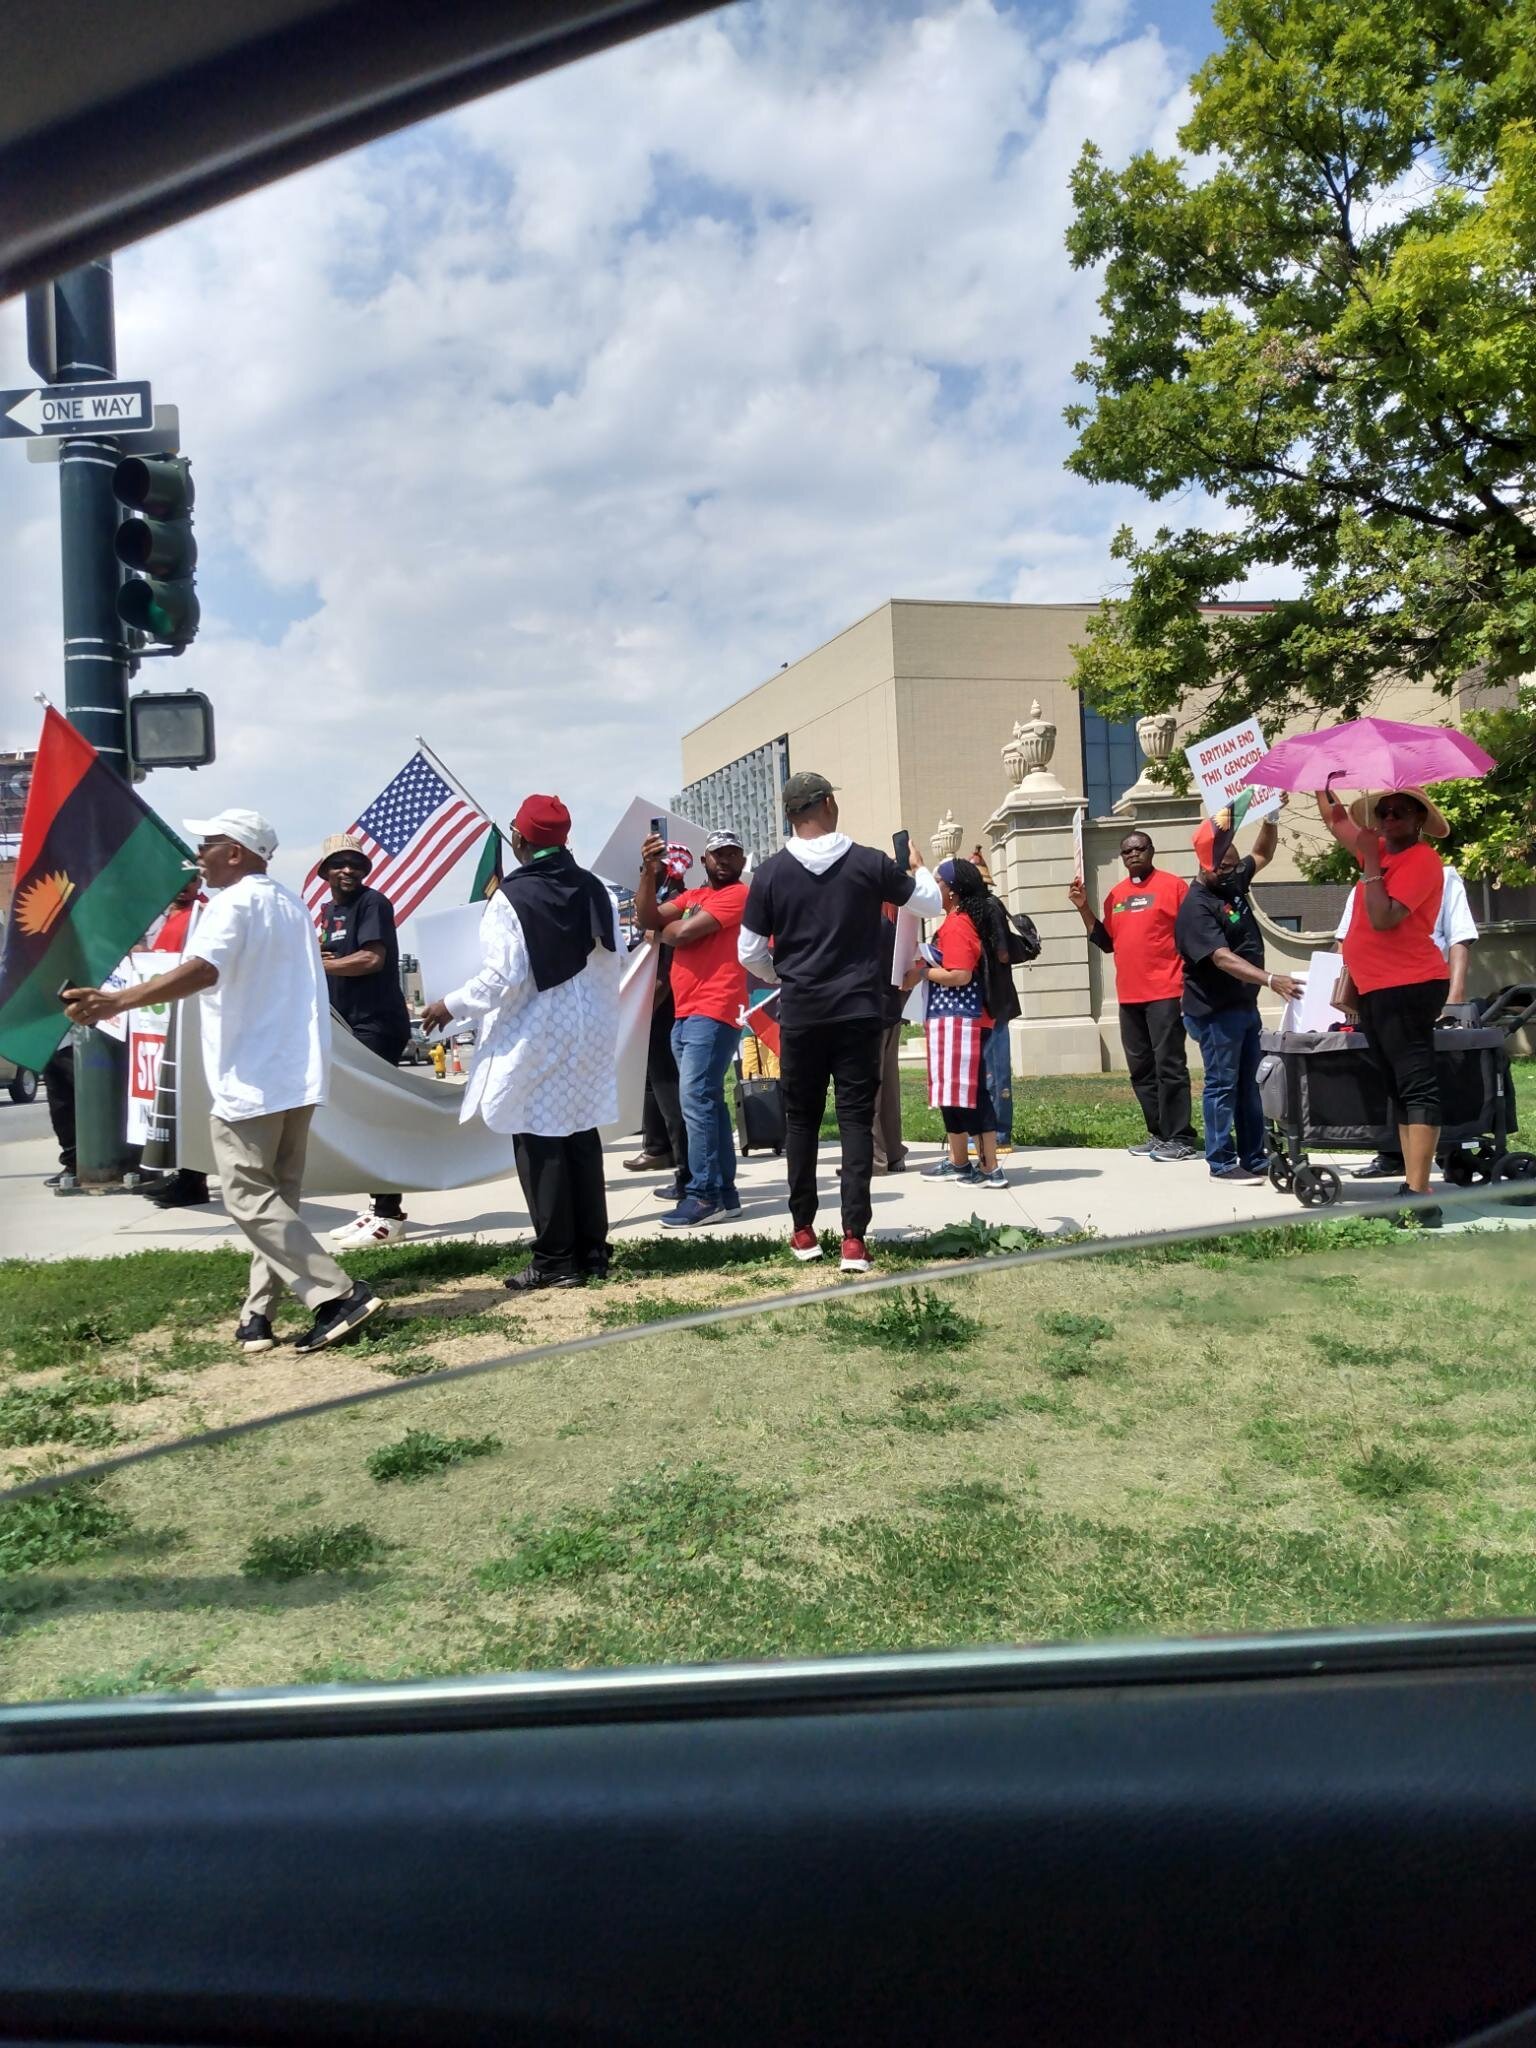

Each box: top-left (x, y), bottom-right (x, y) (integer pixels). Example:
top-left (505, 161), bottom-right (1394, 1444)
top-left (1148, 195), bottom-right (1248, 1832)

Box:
top-left (123, 952), bottom-right (170, 1144)
top-left (94, 956), bottom-right (135, 1041)
top-left (1071, 802), bottom-right (1086, 883)
top-left (1185, 719), bottom-right (1283, 821)
top-left (1288, 949), bottom-right (1343, 1036)
top-left (589, 796), bottom-right (709, 890)
top-left (891, 907), bottom-right (922, 988)
top-left (412, 901), bottom-right (491, 1021)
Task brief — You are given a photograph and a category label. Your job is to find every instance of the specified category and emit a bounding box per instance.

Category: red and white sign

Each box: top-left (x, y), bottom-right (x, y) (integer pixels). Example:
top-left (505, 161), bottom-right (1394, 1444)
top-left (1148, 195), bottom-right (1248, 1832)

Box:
top-left (123, 951), bottom-right (170, 1145)
top-left (1185, 719), bottom-right (1282, 821)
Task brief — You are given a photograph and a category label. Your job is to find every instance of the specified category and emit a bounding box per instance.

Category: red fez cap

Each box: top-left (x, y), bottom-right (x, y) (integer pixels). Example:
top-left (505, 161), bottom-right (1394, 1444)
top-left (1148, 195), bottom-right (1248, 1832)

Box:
top-left (513, 794), bottom-right (572, 847)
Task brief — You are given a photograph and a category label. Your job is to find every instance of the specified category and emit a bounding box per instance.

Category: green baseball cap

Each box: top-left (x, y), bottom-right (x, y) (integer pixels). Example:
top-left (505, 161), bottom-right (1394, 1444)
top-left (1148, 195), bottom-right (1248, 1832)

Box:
top-left (781, 770), bottom-right (837, 815)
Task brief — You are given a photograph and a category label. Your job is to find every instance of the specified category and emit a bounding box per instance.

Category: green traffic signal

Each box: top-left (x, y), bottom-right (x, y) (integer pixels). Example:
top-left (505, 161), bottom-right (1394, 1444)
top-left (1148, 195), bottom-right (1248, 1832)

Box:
top-left (113, 454), bottom-right (199, 648)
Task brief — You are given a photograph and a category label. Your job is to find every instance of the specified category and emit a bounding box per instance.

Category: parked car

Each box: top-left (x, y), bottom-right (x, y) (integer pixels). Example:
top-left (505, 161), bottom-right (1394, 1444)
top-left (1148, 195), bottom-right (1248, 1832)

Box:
top-left (0, 1052), bottom-right (37, 1104)
top-left (399, 1021), bottom-right (433, 1066)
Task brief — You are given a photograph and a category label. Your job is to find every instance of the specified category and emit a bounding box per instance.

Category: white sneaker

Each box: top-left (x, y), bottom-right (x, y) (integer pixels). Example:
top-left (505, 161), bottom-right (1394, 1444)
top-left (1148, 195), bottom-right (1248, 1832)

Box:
top-left (329, 1212), bottom-right (409, 1249)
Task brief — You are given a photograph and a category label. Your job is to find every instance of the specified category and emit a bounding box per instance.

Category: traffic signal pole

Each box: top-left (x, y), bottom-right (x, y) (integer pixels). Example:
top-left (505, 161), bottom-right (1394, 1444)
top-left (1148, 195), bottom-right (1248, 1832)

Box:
top-left (54, 259), bottom-right (133, 1185)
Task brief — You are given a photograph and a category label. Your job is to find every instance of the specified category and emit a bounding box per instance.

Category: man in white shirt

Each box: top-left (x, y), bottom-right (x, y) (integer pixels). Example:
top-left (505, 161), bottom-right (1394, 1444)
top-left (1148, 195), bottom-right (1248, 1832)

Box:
top-left (421, 793), bottom-right (621, 1292)
top-left (64, 808), bottom-right (380, 1354)
top-left (1334, 864), bottom-right (1479, 1178)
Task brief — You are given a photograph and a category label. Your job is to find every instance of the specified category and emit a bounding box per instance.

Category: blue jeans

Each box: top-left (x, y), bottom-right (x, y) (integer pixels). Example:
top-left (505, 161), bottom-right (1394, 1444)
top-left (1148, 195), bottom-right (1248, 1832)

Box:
top-left (670, 1015), bottom-right (742, 1207)
top-left (1184, 1006), bottom-right (1264, 1174)
top-left (983, 1024), bottom-right (1013, 1144)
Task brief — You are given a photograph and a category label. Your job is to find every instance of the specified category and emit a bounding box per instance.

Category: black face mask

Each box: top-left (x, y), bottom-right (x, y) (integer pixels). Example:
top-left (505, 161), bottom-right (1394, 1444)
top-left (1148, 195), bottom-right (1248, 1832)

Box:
top-left (1209, 866), bottom-right (1247, 900)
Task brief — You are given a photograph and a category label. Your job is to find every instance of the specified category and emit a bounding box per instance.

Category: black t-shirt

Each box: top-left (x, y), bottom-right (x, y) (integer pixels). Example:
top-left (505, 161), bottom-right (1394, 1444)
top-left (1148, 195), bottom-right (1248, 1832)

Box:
top-left (319, 884), bottom-right (410, 1044)
top-left (744, 844), bottom-right (916, 1029)
top-left (1176, 858), bottom-right (1264, 1019)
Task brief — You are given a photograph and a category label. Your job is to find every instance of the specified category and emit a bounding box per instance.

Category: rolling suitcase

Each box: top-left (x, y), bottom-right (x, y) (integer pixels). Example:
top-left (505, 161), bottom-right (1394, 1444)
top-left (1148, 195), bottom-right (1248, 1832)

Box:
top-left (735, 1075), bottom-right (785, 1157)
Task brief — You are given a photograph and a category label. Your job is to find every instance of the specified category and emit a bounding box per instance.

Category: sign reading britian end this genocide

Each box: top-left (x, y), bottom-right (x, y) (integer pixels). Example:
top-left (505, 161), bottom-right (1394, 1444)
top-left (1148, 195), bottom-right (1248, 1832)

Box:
top-left (1184, 718), bottom-right (1282, 821)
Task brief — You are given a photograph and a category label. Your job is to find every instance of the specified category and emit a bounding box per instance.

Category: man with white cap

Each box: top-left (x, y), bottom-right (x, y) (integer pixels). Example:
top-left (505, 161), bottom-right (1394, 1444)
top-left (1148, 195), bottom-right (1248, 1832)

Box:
top-left (64, 808), bottom-right (380, 1354)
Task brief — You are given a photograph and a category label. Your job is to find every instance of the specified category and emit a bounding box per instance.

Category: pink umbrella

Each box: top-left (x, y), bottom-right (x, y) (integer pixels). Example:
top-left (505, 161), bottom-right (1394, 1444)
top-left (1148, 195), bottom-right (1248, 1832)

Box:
top-left (1240, 716), bottom-right (1495, 795)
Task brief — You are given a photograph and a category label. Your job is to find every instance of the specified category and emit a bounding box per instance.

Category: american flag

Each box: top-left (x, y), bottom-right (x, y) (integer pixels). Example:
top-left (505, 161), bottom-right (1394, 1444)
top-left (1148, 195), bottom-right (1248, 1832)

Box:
top-left (302, 750), bottom-right (488, 922)
top-left (925, 969), bottom-right (984, 1110)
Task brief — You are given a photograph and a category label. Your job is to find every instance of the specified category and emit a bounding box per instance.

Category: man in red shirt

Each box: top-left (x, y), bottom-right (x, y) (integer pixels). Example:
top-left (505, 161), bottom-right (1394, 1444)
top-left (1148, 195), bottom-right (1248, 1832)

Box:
top-left (634, 827), bottom-right (750, 1227)
top-left (1069, 831), bottom-right (1199, 1161)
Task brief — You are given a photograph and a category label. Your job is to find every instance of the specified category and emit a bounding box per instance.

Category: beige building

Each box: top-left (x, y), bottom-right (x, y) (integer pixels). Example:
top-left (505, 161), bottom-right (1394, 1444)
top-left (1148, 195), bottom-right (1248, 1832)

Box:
top-left (679, 597), bottom-right (1500, 918)
top-left (680, 600), bottom-right (1531, 1072)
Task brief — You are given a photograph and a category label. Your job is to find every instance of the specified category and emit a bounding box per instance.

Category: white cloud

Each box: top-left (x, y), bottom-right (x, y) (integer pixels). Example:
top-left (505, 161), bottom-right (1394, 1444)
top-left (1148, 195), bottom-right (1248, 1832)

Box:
top-left (0, 0), bottom-right (1198, 904)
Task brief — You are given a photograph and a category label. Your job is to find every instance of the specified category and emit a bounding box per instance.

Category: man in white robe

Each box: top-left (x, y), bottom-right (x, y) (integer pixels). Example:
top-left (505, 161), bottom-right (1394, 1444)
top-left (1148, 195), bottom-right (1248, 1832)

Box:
top-left (422, 795), bottom-right (621, 1291)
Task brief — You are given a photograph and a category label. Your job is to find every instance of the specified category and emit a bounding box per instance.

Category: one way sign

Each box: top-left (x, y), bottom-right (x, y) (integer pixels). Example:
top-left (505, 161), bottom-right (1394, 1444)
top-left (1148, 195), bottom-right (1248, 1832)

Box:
top-left (0, 379), bottom-right (153, 440)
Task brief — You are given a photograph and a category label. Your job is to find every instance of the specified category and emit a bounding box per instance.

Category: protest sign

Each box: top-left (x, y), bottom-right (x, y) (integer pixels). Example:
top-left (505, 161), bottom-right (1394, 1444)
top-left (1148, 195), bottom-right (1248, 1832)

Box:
top-left (589, 797), bottom-right (709, 888)
top-left (123, 952), bottom-right (168, 1145)
top-left (1072, 802), bottom-right (1086, 883)
top-left (1185, 719), bottom-right (1282, 821)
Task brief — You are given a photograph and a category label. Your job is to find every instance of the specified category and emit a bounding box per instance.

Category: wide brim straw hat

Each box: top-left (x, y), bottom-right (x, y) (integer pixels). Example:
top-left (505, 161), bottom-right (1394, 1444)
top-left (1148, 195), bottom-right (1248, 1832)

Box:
top-left (1347, 788), bottom-right (1450, 841)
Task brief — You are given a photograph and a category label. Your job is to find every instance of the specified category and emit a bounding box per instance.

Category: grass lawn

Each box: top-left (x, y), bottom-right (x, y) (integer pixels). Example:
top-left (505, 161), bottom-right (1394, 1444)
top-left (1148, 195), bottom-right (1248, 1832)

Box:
top-left (836, 1056), bottom-right (1536, 1150)
top-left (0, 1220), bottom-right (1531, 1701)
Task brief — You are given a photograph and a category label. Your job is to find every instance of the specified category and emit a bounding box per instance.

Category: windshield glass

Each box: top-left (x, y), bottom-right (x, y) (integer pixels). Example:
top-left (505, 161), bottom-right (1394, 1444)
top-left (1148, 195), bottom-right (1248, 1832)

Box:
top-left (1, 0), bottom-right (1533, 1705)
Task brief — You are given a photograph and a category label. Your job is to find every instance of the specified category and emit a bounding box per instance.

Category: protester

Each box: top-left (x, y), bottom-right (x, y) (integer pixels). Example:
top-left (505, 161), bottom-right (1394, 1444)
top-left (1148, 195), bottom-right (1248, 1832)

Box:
top-left (137, 874), bottom-right (214, 1209)
top-left (314, 832), bottom-right (414, 1248)
top-left (1069, 831), bottom-right (1199, 1161)
top-left (1175, 802), bottom-right (1301, 1184)
top-left (910, 857), bottom-right (1007, 1190)
top-left (1317, 786), bottom-right (1450, 1226)
top-left (625, 842), bottom-right (691, 1197)
top-left (974, 863), bottom-right (1018, 1155)
top-left (872, 907), bottom-right (909, 1176)
top-left (41, 1042), bottom-right (76, 1192)
top-left (634, 827), bottom-right (749, 1227)
top-left (739, 775), bottom-right (942, 1271)
top-left (1334, 833), bottom-right (1477, 1180)
top-left (422, 794), bottom-right (620, 1291)
top-left (64, 809), bottom-right (380, 1354)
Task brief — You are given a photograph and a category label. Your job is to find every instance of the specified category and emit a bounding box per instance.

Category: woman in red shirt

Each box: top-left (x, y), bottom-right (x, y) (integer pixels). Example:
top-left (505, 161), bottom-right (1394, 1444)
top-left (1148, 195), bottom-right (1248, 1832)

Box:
top-left (1317, 786), bottom-right (1449, 1225)
top-left (907, 859), bottom-right (1005, 1190)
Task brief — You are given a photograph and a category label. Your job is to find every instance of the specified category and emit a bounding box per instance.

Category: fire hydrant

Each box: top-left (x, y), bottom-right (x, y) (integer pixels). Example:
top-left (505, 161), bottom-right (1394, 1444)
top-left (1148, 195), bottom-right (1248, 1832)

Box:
top-left (430, 1041), bottom-right (447, 1080)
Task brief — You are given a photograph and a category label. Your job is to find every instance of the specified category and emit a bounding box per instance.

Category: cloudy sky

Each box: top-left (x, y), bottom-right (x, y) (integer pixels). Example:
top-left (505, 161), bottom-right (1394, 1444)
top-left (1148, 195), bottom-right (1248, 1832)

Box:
top-left (0, 0), bottom-right (1221, 899)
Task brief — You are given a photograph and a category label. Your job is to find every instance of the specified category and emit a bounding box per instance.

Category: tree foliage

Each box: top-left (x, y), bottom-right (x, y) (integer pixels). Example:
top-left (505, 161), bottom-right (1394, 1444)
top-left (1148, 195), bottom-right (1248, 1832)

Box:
top-left (1065, 0), bottom-right (1536, 737)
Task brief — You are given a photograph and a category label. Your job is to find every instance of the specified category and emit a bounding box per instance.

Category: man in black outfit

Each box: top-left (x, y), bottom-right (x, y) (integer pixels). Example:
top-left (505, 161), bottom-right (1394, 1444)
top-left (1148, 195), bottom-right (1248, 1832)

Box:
top-left (315, 833), bottom-right (413, 1249)
top-left (739, 772), bottom-right (942, 1273)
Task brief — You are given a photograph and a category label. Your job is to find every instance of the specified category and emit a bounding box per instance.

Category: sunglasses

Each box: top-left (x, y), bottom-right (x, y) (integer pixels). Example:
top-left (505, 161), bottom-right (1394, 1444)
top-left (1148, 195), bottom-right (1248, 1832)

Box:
top-left (1374, 803), bottom-right (1417, 822)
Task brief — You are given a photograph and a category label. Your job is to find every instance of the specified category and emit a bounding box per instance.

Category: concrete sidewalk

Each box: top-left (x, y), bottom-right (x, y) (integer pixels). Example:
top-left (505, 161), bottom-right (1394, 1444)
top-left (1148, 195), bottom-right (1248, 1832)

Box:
top-left (1, 1122), bottom-right (1525, 1262)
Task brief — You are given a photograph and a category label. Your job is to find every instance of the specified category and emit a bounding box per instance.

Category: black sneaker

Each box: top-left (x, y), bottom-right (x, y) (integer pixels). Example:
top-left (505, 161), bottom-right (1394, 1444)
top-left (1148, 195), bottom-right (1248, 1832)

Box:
top-left (1393, 1184), bottom-right (1444, 1230)
top-left (503, 1266), bottom-right (586, 1293)
top-left (44, 1170), bottom-right (80, 1194)
top-left (235, 1313), bottom-right (276, 1354)
top-left (1351, 1154), bottom-right (1403, 1179)
top-left (292, 1282), bottom-right (382, 1352)
top-left (144, 1169), bottom-right (212, 1208)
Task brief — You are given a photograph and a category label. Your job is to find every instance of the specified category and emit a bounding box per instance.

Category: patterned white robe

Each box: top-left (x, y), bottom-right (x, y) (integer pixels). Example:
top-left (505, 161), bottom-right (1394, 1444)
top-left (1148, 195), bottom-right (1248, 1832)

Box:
top-left (445, 888), bottom-right (621, 1138)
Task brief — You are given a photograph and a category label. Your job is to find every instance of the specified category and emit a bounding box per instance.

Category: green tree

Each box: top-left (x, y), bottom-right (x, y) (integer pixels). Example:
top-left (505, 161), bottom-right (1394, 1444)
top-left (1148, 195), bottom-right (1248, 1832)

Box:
top-left (1064, 0), bottom-right (1536, 737)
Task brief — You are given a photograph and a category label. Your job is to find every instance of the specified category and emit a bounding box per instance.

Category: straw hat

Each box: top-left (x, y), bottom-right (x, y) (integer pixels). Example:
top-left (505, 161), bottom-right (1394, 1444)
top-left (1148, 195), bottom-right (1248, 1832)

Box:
top-left (317, 831), bottom-right (373, 875)
top-left (1347, 788), bottom-right (1450, 841)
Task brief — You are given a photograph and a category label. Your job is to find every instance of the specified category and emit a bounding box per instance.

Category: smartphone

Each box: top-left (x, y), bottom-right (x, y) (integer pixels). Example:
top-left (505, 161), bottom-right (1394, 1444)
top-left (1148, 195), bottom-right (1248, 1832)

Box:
top-left (892, 828), bottom-right (911, 872)
top-left (650, 816), bottom-right (666, 839)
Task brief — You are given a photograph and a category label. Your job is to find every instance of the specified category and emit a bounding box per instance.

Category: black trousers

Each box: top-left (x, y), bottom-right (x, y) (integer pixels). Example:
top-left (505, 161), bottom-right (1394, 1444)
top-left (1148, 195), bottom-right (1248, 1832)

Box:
top-left (1357, 980), bottom-right (1449, 1127)
top-left (780, 1019), bottom-right (883, 1240)
top-left (353, 1022), bottom-right (409, 1216)
top-left (641, 997), bottom-right (687, 1171)
top-left (43, 1043), bottom-right (76, 1171)
top-left (513, 1129), bottom-right (610, 1278)
top-left (1119, 997), bottom-right (1197, 1146)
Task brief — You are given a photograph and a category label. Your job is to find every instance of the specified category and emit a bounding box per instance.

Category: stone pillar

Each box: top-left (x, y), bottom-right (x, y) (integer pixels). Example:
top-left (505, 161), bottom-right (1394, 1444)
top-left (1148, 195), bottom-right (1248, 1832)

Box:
top-left (930, 810), bottom-right (962, 864)
top-left (987, 702), bottom-right (1100, 1074)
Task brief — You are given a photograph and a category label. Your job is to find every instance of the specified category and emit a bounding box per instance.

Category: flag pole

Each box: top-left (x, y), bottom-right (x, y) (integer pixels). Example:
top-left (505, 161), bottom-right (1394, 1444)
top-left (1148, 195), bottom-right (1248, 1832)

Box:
top-left (414, 736), bottom-right (497, 830)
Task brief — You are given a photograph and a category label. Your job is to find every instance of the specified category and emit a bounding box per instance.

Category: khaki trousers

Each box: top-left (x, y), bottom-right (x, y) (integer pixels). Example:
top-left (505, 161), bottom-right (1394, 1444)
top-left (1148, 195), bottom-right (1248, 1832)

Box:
top-left (872, 1021), bottom-right (908, 1173)
top-left (209, 1106), bottom-right (351, 1321)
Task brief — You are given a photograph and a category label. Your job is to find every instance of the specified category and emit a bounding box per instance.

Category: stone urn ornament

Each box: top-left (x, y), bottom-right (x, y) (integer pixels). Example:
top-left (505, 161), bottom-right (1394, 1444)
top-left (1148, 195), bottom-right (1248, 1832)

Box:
top-left (930, 811), bottom-right (963, 863)
top-left (1114, 711), bottom-right (1181, 813)
top-left (1002, 700), bottom-right (1066, 796)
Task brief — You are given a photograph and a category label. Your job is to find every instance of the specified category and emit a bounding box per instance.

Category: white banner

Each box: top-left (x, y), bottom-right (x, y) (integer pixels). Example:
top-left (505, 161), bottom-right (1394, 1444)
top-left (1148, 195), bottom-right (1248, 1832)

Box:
top-left (173, 940), bottom-right (658, 1196)
top-left (1185, 719), bottom-right (1283, 821)
top-left (589, 796), bottom-right (709, 889)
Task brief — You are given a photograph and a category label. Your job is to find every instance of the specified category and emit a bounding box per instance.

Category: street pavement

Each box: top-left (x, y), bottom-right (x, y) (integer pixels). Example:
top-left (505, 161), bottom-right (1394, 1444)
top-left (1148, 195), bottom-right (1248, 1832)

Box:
top-left (1, 1091), bottom-right (1526, 1262)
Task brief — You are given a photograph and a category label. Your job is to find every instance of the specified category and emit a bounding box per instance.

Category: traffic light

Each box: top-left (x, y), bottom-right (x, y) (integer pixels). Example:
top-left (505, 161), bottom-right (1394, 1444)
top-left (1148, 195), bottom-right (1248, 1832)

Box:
top-left (113, 455), bottom-right (199, 648)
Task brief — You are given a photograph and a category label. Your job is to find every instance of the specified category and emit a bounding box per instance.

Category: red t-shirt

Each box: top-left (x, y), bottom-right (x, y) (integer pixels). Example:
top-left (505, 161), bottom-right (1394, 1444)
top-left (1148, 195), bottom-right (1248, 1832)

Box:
top-left (669, 881), bottom-right (749, 1025)
top-left (1103, 869), bottom-right (1187, 1004)
top-left (936, 912), bottom-right (993, 1027)
top-left (151, 900), bottom-right (201, 952)
top-left (1340, 842), bottom-right (1446, 995)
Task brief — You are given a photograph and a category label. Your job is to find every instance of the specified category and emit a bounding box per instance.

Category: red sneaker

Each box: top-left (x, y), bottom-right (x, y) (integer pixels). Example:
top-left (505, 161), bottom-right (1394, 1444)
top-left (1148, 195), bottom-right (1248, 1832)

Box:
top-left (839, 1236), bottom-right (871, 1273)
top-left (790, 1227), bottom-right (823, 1262)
